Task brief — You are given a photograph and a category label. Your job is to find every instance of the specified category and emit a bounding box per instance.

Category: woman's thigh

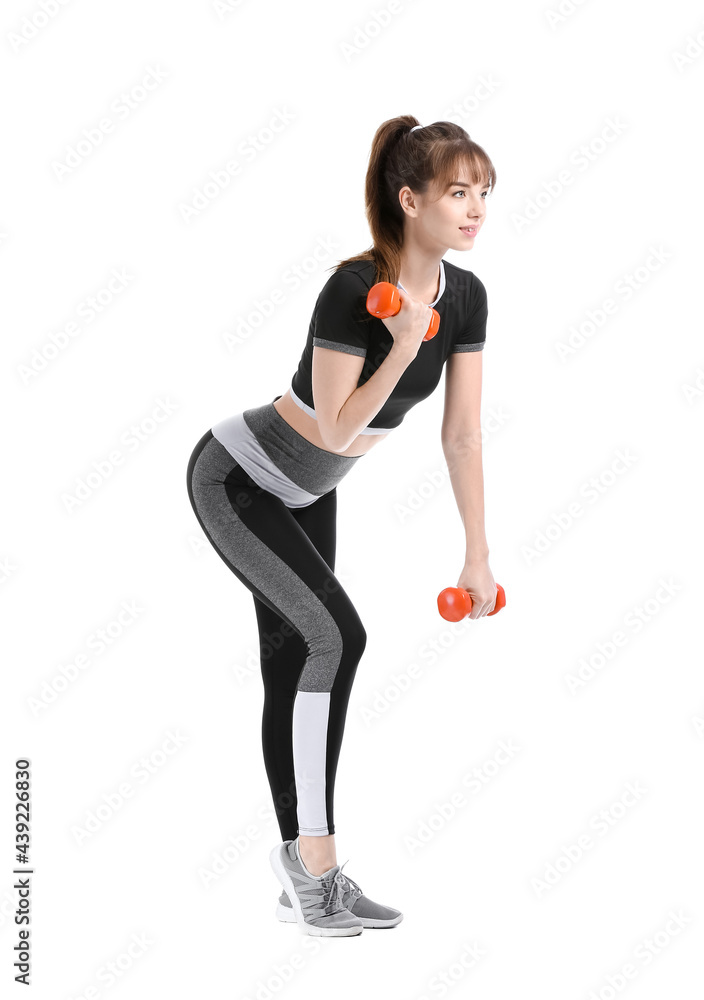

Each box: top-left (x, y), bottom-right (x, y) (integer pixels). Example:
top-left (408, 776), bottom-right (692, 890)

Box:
top-left (188, 434), bottom-right (364, 691)
top-left (252, 488), bottom-right (338, 674)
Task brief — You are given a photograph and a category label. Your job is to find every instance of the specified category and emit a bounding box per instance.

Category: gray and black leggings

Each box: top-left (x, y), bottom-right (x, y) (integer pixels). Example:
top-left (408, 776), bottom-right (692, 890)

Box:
top-left (186, 401), bottom-right (367, 841)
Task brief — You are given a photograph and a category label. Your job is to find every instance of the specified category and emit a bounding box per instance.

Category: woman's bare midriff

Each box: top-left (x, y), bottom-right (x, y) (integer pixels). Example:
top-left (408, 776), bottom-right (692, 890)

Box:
top-left (273, 389), bottom-right (388, 457)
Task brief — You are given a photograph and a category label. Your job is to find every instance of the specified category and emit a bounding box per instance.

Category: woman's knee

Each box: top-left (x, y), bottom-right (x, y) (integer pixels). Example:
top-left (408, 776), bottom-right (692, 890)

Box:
top-left (343, 615), bottom-right (367, 663)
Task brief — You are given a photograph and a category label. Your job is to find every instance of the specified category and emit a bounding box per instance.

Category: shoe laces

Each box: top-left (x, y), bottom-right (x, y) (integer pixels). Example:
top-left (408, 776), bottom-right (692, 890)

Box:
top-left (319, 863), bottom-right (348, 915)
top-left (335, 860), bottom-right (363, 899)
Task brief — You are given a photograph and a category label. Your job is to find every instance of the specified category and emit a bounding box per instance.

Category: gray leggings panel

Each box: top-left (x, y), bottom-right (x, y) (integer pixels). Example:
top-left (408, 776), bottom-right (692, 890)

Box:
top-left (187, 432), bottom-right (364, 693)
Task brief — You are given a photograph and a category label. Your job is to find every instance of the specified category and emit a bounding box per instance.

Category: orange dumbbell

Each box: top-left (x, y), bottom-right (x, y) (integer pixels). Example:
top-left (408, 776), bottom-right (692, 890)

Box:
top-left (437, 583), bottom-right (506, 622)
top-left (366, 282), bottom-right (440, 341)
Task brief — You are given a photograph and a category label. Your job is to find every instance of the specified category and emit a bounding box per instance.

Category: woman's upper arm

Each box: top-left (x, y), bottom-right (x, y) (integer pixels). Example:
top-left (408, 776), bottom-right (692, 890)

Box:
top-left (312, 345), bottom-right (365, 452)
top-left (441, 350), bottom-right (483, 447)
top-left (307, 267), bottom-right (371, 451)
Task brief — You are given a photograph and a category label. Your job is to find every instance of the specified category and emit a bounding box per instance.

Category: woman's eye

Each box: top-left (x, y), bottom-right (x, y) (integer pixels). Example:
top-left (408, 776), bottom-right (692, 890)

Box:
top-left (453, 190), bottom-right (465, 197)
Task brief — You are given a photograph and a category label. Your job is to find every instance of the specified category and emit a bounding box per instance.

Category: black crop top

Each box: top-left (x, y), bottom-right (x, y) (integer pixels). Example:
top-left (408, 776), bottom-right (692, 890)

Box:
top-left (288, 257), bottom-right (487, 433)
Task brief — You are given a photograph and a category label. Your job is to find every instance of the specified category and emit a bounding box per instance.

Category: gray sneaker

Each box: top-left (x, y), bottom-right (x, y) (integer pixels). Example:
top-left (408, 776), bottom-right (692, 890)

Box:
top-left (275, 847), bottom-right (404, 928)
top-left (269, 838), bottom-right (363, 937)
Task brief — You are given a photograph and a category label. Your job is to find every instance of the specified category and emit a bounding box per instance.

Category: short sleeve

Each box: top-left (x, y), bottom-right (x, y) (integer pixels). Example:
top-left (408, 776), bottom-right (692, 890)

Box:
top-left (451, 274), bottom-right (487, 353)
top-left (312, 268), bottom-right (371, 358)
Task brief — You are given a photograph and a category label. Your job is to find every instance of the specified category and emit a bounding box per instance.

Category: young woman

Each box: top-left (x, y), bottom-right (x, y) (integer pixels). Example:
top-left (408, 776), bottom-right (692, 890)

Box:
top-left (186, 115), bottom-right (498, 937)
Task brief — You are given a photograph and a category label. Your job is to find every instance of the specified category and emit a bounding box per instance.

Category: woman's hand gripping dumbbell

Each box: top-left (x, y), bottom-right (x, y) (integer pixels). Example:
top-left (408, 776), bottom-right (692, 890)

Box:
top-left (366, 282), bottom-right (440, 345)
top-left (437, 583), bottom-right (506, 621)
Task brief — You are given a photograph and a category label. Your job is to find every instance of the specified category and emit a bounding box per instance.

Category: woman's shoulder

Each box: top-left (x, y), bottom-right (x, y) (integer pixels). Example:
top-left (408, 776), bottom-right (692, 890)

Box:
top-left (442, 259), bottom-right (486, 308)
top-left (442, 257), bottom-right (482, 285)
top-left (324, 259), bottom-right (376, 290)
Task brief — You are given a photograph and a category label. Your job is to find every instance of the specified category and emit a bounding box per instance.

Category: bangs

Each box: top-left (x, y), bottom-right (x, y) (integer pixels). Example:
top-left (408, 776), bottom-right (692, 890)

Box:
top-left (431, 146), bottom-right (495, 198)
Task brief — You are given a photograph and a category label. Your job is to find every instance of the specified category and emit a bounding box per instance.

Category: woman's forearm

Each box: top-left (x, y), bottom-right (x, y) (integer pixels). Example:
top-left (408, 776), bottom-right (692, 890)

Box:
top-left (442, 435), bottom-right (490, 561)
top-left (332, 344), bottom-right (414, 451)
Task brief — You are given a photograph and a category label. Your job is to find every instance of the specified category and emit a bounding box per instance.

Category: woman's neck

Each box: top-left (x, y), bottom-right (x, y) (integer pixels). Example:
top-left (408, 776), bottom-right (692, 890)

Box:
top-left (397, 241), bottom-right (444, 301)
top-left (397, 260), bottom-right (441, 303)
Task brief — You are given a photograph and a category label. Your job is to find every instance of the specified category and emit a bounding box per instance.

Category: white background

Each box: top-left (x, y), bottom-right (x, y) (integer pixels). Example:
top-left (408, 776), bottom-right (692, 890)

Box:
top-left (2, 0), bottom-right (703, 997)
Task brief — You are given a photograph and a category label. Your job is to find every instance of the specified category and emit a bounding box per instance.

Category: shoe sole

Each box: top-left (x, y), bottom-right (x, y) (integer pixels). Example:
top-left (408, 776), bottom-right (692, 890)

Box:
top-left (268, 844), bottom-right (363, 937)
top-left (275, 901), bottom-right (403, 928)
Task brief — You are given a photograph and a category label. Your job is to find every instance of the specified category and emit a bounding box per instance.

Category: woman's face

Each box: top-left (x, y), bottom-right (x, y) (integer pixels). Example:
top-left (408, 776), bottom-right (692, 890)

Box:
top-left (400, 167), bottom-right (490, 251)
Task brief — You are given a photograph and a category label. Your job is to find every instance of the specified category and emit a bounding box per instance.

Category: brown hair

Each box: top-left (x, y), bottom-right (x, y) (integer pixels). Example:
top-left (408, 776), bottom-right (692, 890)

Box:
top-left (331, 115), bottom-right (497, 286)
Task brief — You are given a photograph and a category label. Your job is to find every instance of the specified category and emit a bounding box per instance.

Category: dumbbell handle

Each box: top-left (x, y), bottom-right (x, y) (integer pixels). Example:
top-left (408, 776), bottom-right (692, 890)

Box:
top-left (437, 583), bottom-right (506, 621)
top-left (366, 282), bottom-right (440, 341)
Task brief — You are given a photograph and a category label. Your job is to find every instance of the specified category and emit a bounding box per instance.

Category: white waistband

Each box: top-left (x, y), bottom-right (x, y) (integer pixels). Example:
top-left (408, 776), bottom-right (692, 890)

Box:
top-left (211, 412), bottom-right (321, 508)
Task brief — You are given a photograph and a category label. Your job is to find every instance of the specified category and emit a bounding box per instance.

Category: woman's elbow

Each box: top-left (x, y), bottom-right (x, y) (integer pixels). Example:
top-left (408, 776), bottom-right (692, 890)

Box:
top-left (319, 423), bottom-right (349, 453)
